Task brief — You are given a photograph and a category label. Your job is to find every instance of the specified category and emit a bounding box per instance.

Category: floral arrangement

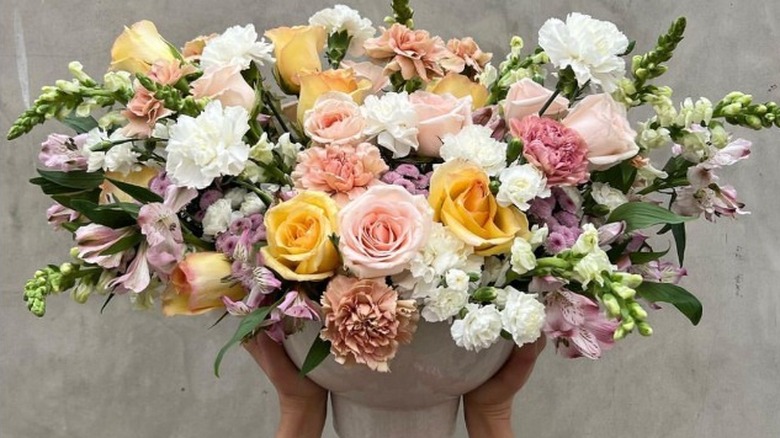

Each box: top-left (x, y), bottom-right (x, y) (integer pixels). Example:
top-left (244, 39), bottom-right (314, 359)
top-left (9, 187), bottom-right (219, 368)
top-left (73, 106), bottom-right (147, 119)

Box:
top-left (10, 0), bottom-right (778, 375)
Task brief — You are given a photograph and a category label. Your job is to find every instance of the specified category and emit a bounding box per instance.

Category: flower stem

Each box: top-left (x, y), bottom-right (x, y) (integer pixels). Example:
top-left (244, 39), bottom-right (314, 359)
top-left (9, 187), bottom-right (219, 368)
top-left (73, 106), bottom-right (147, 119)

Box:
top-left (537, 89), bottom-right (561, 116)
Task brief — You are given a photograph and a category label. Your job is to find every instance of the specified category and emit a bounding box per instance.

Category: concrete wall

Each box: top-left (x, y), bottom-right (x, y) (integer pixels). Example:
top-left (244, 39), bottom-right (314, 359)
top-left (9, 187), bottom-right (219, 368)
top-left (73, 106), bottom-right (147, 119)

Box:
top-left (1, 1), bottom-right (779, 437)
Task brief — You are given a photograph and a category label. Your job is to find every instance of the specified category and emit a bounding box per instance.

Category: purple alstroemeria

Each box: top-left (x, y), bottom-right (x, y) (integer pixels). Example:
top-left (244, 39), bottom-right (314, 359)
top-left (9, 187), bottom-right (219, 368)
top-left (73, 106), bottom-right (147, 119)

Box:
top-left (74, 223), bottom-right (135, 269)
top-left (544, 290), bottom-right (620, 360)
top-left (597, 221), bottom-right (626, 246)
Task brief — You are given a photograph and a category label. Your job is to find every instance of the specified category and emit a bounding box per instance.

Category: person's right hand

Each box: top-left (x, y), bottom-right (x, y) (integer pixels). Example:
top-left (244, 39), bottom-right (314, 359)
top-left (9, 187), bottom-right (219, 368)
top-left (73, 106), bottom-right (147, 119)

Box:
top-left (462, 336), bottom-right (546, 438)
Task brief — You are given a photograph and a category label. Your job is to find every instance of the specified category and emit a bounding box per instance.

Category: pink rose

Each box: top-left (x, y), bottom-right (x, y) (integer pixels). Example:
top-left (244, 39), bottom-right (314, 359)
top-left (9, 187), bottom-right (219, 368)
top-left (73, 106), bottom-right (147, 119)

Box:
top-left (292, 142), bottom-right (388, 205)
top-left (504, 78), bottom-right (569, 122)
top-left (190, 64), bottom-right (256, 111)
top-left (338, 185), bottom-right (432, 278)
top-left (341, 60), bottom-right (390, 94)
top-left (409, 91), bottom-right (472, 157)
top-left (563, 94), bottom-right (639, 170)
top-left (510, 115), bottom-right (589, 186)
top-left (303, 92), bottom-right (366, 146)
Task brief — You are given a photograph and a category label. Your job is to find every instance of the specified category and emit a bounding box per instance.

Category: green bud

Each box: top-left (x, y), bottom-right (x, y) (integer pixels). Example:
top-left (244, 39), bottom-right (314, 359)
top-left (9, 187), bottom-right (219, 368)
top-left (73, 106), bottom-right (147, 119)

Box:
top-left (638, 322), bottom-right (653, 336)
top-left (724, 91), bottom-right (745, 102)
top-left (71, 282), bottom-right (92, 304)
top-left (737, 95), bottom-right (753, 106)
top-left (621, 316), bottom-right (635, 332)
top-left (631, 55), bottom-right (642, 72)
top-left (745, 115), bottom-right (763, 130)
top-left (613, 326), bottom-right (627, 340)
top-left (721, 103), bottom-right (742, 116)
top-left (602, 293), bottom-right (621, 317)
top-left (612, 272), bottom-right (643, 288)
top-left (70, 247), bottom-right (80, 258)
top-left (629, 302), bottom-right (648, 320)
top-left (488, 180), bottom-right (500, 196)
top-left (55, 79), bottom-right (80, 94)
top-left (34, 270), bottom-right (46, 278)
top-left (59, 263), bottom-right (75, 275)
top-left (611, 283), bottom-right (636, 300)
top-left (634, 68), bottom-right (649, 80)
top-left (68, 61), bottom-right (96, 86)
top-left (472, 286), bottom-right (498, 303)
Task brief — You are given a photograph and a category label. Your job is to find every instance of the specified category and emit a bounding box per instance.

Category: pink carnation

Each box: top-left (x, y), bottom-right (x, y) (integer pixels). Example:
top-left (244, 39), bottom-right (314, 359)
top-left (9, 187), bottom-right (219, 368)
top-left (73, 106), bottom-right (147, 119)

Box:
top-left (320, 275), bottom-right (418, 372)
top-left (364, 23), bottom-right (451, 81)
top-left (510, 115), bottom-right (589, 186)
top-left (292, 143), bottom-right (388, 206)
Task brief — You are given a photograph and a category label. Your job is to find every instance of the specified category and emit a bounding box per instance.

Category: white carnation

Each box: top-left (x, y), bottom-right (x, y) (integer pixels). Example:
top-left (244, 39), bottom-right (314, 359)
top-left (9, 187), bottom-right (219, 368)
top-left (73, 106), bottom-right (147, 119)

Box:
top-left (450, 304), bottom-right (503, 352)
top-left (445, 269), bottom-right (470, 292)
top-left (496, 164), bottom-right (551, 210)
top-left (572, 248), bottom-right (614, 287)
top-left (480, 256), bottom-right (510, 288)
top-left (510, 238), bottom-right (537, 275)
top-left (103, 143), bottom-right (140, 175)
top-left (309, 4), bottom-right (376, 57)
top-left (166, 101), bottom-right (250, 189)
top-left (408, 223), bottom-right (482, 296)
top-left (591, 182), bottom-right (628, 212)
top-left (538, 13), bottom-right (628, 92)
top-left (240, 192), bottom-right (267, 216)
top-left (500, 287), bottom-right (545, 346)
top-left (422, 286), bottom-right (469, 322)
top-left (201, 24), bottom-right (275, 70)
top-left (83, 128), bottom-right (128, 173)
top-left (202, 198), bottom-right (233, 236)
top-left (440, 125), bottom-right (507, 176)
top-left (361, 92), bottom-right (419, 158)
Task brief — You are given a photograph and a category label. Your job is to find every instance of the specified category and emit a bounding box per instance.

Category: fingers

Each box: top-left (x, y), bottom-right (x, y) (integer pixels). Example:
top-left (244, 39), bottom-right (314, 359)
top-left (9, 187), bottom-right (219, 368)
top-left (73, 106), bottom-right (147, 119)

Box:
top-left (490, 335), bottom-right (546, 392)
top-left (243, 331), bottom-right (300, 384)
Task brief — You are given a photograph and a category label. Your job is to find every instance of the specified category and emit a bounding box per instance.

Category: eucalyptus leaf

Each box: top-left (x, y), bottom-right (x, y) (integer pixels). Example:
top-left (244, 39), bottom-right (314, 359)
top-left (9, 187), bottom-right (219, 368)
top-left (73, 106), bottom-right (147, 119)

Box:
top-left (608, 202), bottom-right (694, 232)
top-left (300, 335), bottom-right (332, 376)
top-left (214, 305), bottom-right (275, 377)
top-left (635, 281), bottom-right (702, 325)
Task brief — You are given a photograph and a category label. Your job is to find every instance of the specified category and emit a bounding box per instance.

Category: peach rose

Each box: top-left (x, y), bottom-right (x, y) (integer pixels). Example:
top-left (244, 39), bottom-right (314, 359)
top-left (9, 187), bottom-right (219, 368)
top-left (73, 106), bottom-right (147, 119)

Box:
top-left (563, 94), bottom-right (639, 170)
top-left (409, 91), bottom-right (472, 157)
top-left (260, 191), bottom-right (341, 281)
top-left (161, 252), bottom-right (246, 316)
top-left (504, 78), bottom-right (570, 121)
top-left (428, 73), bottom-right (489, 109)
top-left (338, 185), bottom-right (432, 278)
top-left (320, 275), bottom-right (418, 372)
top-left (182, 34), bottom-right (217, 60)
top-left (428, 159), bottom-right (529, 255)
top-left (292, 142), bottom-right (388, 205)
top-left (297, 69), bottom-right (371, 125)
top-left (191, 64), bottom-right (256, 111)
top-left (264, 25), bottom-right (327, 94)
top-left (303, 92), bottom-right (366, 146)
top-left (110, 20), bottom-right (176, 74)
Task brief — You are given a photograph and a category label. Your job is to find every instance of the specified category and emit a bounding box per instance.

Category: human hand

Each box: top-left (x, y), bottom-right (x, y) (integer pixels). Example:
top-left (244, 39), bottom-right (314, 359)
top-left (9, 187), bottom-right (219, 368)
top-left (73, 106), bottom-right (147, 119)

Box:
top-left (244, 331), bottom-right (327, 438)
top-left (462, 336), bottom-right (546, 438)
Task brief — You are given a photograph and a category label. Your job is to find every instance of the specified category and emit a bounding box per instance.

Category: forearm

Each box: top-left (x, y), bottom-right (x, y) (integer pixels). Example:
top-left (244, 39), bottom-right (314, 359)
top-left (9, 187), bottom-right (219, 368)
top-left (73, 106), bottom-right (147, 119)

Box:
top-left (463, 400), bottom-right (514, 438)
top-left (275, 396), bottom-right (327, 438)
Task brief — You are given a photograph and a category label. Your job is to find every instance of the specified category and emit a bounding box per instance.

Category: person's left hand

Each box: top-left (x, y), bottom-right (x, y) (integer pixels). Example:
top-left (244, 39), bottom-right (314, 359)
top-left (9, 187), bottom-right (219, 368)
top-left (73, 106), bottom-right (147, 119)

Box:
top-left (244, 331), bottom-right (327, 438)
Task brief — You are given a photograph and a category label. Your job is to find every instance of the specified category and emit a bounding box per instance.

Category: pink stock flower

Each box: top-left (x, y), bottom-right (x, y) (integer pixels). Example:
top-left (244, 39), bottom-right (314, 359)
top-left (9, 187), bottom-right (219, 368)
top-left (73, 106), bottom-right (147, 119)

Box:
top-left (510, 115), bottom-right (589, 186)
top-left (121, 85), bottom-right (172, 138)
top-left (39, 133), bottom-right (88, 171)
top-left (320, 275), bottom-right (418, 372)
top-left (338, 185), bottom-right (432, 278)
top-left (409, 90), bottom-right (472, 157)
top-left (74, 223), bottom-right (135, 269)
top-left (292, 142), bottom-right (388, 206)
top-left (445, 37), bottom-right (492, 75)
top-left (544, 290), bottom-right (619, 359)
top-left (46, 203), bottom-right (79, 230)
top-left (190, 64), bottom-right (256, 111)
top-left (364, 23), bottom-right (451, 81)
top-left (302, 93), bottom-right (366, 146)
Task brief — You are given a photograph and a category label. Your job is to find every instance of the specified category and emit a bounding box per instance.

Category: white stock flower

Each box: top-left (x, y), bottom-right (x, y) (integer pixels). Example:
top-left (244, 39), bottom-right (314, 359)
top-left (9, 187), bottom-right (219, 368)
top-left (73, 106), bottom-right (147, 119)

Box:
top-left (249, 132), bottom-right (275, 164)
top-left (450, 303), bottom-right (503, 352)
top-left (528, 225), bottom-right (549, 250)
top-left (476, 63), bottom-right (498, 88)
top-left (408, 223), bottom-right (482, 296)
top-left (361, 92), bottom-right (419, 158)
top-left (571, 223), bottom-right (600, 255)
top-left (445, 269), bottom-right (470, 292)
top-left (496, 164), bottom-right (551, 211)
top-left (240, 192), bottom-right (267, 216)
top-left (440, 125), bottom-right (507, 176)
top-left (573, 248), bottom-right (614, 287)
top-left (538, 13), bottom-right (628, 92)
top-left (500, 287), bottom-right (545, 346)
top-left (166, 101), bottom-right (250, 189)
top-left (276, 133), bottom-right (302, 168)
top-left (590, 182), bottom-right (628, 212)
top-left (309, 4), bottom-right (376, 57)
top-left (422, 286), bottom-right (469, 322)
top-left (103, 143), bottom-right (139, 175)
top-left (83, 128), bottom-right (129, 173)
top-left (202, 198), bottom-right (233, 236)
top-left (201, 24), bottom-right (275, 70)
top-left (510, 238), bottom-right (537, 275)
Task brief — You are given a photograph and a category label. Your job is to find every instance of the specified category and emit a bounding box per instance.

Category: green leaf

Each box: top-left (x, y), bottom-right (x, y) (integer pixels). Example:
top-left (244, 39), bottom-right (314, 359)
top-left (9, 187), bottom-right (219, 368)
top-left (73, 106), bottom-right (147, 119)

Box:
top-left (106, 178), bottom-right (163, 203)
top-left (299, 335), bottom-right (332, 376)
top-left (635, 281), bottom-right (702, 325)
top-left (50, 190), bottom-right (101, 211)
top-left (100, 233), bottom-right (143, 256)
top-left (608, 202), bottom-right (694, 232)
top-left (94, 202), bottom-right (141, 218)
top-left (590, 161), bottom-right (637, 193)
top-left (70, 199), bottom-right (137, 228)
top-left (61, 112), bottom-right (98, 134)
top-left (671, 223), bottom-right (687, 266)
top-left (214, 305), bottom-right (275, 377)
top-left (37, 169), bottom-right (105, 190)
top-left (629, 247), bottom-right (670, 264)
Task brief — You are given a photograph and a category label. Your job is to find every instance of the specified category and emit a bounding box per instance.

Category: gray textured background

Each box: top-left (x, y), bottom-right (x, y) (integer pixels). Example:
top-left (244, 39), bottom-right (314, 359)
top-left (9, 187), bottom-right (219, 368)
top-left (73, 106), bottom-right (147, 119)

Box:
top-left (2, 1), bottom-right (779, 437)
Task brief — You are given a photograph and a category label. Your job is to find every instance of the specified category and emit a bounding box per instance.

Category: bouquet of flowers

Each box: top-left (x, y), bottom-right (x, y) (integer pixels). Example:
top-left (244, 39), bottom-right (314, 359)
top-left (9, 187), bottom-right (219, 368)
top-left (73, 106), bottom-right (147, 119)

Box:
top-left (10, 0), bottom-right (777, 376)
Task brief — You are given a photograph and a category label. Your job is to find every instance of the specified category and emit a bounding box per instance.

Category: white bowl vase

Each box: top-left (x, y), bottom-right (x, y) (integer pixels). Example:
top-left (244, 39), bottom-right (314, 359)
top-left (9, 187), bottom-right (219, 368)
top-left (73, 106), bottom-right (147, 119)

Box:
top-left (283, 320), bottom-right (515, 438)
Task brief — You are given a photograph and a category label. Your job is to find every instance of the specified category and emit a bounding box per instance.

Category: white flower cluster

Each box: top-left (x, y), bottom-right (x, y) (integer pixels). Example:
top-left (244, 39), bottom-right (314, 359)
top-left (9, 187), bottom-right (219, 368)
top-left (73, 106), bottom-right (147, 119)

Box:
top-left (83, 128), bottom-right (139, 175)
top-left (201, 24), bottom-right (275, 71)
top-left (439, 125), bottom-right (507, 176)
top-left (202, 187), bottom-right (267, 236)
top-left (361, 92), bottom-right (419, 158)
top-left (570, 224), bottom-right (615, 287)
top-left (309, 4), bottom-right (376, 57)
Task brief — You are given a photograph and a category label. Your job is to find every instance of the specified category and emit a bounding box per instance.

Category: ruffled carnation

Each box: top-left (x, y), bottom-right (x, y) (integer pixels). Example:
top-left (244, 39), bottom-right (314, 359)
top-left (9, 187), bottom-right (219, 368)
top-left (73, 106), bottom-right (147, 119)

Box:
top-left (445, 37), bottom-right (492, 75)
top-left (321, 276), bottom-right (418, 372)
top-left (364, 23), bottom-right (450, 81)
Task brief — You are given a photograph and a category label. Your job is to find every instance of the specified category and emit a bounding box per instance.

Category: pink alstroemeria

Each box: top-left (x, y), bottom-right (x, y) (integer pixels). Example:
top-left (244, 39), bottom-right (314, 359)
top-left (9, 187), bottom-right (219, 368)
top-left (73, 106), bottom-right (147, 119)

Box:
top-left (703, 138), bottom-right (751, 169)
top-left (277, 290), bottom-right (320, 320)
top-left (137, 186), bottom-right (198, 276)
top-left (108, 242), bottom-right (152, 293)
top-left (74, 223), bottom-right (135, 269)
top-left (46, 203), bottom-right (79, 230)
top-left (672, 183), bottom-right (748, 221)
top-left (631, 260), bottom-right (687, 285)
top-left (544, 290), bottom-right (620, 360)
top-left (597, 221), bottom-right (625, 246)
top-left (38, 133), bottom-right (88, 171)
top-left (529, 275), bottom-right (566, 293)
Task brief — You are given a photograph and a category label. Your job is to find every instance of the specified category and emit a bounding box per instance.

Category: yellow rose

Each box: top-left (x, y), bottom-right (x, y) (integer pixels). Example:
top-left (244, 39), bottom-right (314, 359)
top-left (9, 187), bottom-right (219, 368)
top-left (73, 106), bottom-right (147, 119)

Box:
top-left (265, 25), bottom-right (328, 94)
top-left (110, 20), bottom-right (176, 74)
top-left (162, 252), bottom-right (246, 316)
top-left (261, 191), bottom-right (341, 281)
top-left (429, 159), bottom-right (529, 255)
top-left (297, 69), bottom-right (372, 124)
top-left (99, 166), bottom-right (159, 204)
top-left (428, 73), bottom-right (489, 110)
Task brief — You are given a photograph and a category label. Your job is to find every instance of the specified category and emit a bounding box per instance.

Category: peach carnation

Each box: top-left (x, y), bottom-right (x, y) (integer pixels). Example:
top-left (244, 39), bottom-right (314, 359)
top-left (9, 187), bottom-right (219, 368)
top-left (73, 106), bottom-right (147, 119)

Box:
top-left (292, 142), bottom-right (388, 205)
top-left (320, 275), bottom-right (418, 372)
top-left (364, 23), bottom-right (450, 81)
top-left (121, 85), bottom-right (171, 138)
top-left (445, 37), bottom-right (492, 75)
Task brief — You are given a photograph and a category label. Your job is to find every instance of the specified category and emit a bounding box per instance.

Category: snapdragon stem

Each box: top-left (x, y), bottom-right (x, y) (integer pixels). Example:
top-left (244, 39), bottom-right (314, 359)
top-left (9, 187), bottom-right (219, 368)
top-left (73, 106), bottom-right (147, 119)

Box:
top-left (537, 89), bottom-right (562, 117)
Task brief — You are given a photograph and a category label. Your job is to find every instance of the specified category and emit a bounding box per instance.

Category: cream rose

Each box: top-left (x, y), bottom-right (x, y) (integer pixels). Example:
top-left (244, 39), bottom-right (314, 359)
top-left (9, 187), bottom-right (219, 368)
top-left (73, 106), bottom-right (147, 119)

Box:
top-left (190, 65), bottom-right (256, 111)
top-left (338, 185), bottom-right (433, 278)
top-left (409, 91), bottom-right (472, 157)
top-left (303, 92), bottom-right (366, 146)
top-left (563, 94), bottom-right (639, 170)
top-left (503, 78), bottom-right (570, 121)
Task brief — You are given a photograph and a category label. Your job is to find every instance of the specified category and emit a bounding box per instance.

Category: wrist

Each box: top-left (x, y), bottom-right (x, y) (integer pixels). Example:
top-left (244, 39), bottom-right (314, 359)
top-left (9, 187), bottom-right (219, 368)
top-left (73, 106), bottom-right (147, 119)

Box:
top-left (276, 395), bottom-right (327, 438)
top-left (463, 398), bottom-right (514, 438)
